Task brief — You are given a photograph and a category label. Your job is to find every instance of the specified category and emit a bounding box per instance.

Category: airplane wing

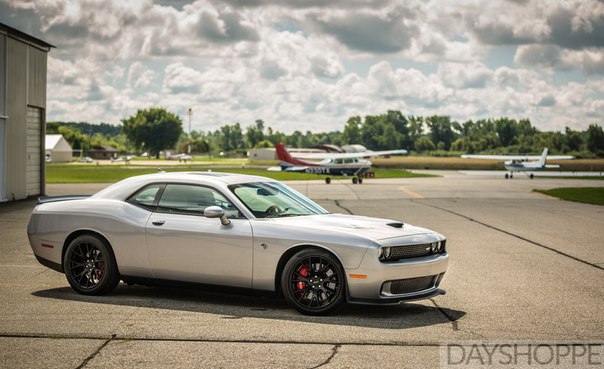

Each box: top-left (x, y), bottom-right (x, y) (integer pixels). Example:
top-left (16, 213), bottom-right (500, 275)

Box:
top-left (267, 166), bottom-right (308, 172)
top-left (462, 154), bottom-right (574, 160)
top-left (543, 155), bottom-right (574, 160)
top-left (291, 149), bottom-right (407, 160)
top-left (461, 154), bottom-right (540, 160)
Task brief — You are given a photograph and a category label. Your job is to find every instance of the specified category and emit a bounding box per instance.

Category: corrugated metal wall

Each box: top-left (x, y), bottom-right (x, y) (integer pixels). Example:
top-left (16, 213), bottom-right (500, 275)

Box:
top-left (5, 37), bottom-right (27, 200)
top-left (26, 107), bottom-right (41, 196)
top-left (27, 47), bottom-right (47, 109)
top-left (4, 36), bottom-right (48, 200)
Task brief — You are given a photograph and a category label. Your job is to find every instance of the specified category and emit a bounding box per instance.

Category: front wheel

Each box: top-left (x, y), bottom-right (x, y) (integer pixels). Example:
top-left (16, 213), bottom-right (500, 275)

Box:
top-left (63, 234), bottom-right (120, 295)
top-left (281, 249), bottom-right (346, 315)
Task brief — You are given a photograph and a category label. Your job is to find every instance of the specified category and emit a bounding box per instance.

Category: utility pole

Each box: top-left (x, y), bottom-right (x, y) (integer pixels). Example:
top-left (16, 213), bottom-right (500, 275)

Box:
top-left (187, 108), bottom-right (192, 155)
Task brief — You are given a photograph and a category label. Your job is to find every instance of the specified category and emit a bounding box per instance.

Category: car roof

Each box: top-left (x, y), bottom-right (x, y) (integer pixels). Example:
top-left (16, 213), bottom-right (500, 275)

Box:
top-left (92, 171), bottom-right (274, 200)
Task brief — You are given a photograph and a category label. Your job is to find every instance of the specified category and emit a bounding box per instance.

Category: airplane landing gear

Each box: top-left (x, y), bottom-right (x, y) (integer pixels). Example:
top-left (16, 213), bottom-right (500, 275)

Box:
top-left (530, 173), bottom-right (534, 179)
top-left (352, 177), bottom-right (358, 184)
top-left (505, 172), bottom-right (514, 179)
top-left (325, 177), bottom-right (331, 184)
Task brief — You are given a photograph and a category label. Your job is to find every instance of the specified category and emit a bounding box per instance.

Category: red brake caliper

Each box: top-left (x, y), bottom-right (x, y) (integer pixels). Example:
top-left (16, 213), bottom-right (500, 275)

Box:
top-left (296, 265), bottom-right (308, 290)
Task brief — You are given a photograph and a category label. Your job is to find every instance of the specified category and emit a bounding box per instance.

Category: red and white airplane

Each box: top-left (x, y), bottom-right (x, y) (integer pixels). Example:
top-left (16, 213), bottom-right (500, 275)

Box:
top-left (268, 142), bottom-right (407, 184)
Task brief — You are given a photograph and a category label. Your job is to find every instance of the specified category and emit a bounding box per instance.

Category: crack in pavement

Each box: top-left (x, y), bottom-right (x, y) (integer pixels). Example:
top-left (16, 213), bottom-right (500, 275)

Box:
top-left (75, 334), bottom-right (116, 369)
top-left (417, 201), bottom-right (604, 272)
top-left (430, 298), bottom-right (459, 332)
top-left (0, 333), bottom-right (446, 347)
top-left (333, 200), bottom-right (353, 215)
top-left (310, 344), bottom-right (340, 369)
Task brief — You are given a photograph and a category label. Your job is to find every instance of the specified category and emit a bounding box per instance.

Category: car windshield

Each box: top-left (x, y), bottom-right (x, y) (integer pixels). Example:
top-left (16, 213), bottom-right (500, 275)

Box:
top-left (228, 182), bottom-right (328, 218)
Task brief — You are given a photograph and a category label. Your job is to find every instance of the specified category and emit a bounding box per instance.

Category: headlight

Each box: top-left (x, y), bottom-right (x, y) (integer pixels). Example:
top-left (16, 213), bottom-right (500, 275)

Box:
top-left (379, 246), bottom-right (392, 260)
top-left (431, 242), bottom-right (438, 253)
top-left (437, 241), bottom-right (443, 252)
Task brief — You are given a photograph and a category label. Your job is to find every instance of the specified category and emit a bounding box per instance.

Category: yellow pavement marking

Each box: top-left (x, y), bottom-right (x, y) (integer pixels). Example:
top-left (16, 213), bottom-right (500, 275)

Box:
top-left (398, 186), bottom-right (424, 199)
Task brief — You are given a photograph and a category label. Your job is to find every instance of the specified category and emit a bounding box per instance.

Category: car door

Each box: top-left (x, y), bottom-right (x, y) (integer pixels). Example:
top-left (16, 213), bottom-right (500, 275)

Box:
top-left (145, 183), bottom-right (253, 288)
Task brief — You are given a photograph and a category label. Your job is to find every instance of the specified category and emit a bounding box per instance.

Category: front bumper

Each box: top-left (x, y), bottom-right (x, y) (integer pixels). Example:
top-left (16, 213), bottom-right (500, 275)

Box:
top-left (346, 252), bottom-right (449, 304)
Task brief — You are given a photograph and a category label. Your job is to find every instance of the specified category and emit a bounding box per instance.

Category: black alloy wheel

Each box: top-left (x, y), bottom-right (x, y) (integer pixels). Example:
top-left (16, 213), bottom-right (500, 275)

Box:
top-left (64, 234), bottom-right (120, 295)
top-left (282, 249), bottom-right (345, 315)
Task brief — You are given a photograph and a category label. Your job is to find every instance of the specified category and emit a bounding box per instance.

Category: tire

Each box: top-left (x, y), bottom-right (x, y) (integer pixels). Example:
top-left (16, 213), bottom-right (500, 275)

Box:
top-left (325, 177), bottom-right (331, 184)
top-left (63, 234), bottom-right (120, 295)
top-left (358, 177), bottom-right (363, 184)
top-left (352, 177), bottom-right (358, 184)
top-left (281, 249), bottom-right (346, 315)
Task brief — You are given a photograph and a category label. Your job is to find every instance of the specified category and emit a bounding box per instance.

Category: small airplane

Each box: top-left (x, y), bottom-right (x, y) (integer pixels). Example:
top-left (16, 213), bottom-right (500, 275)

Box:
top-left (461, 148), bottom-right (574, 179)
top-left (269, 142), bottom-right (407, 184)
top-left (166, 153), bottom-right (193, 162)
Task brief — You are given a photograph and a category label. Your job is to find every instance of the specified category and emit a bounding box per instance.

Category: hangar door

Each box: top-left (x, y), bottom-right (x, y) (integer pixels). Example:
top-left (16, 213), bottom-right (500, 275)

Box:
top-left (26, 106), bottom-right (42, 197)
top-left (0, 119), bottom-right (5, 201)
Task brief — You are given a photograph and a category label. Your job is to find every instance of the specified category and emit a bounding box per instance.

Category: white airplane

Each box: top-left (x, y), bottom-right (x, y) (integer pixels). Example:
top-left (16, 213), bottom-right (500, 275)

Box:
top-left (166, 153), bottom-right (193, 162)
top-left (461, 148), bottom-right (574, 179)
top-left (268, 142), bottom-right (407, 184)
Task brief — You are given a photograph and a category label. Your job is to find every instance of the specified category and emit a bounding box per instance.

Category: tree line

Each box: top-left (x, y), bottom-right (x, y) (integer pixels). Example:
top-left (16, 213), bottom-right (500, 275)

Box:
top-left (48, 107), bottom-right (604, 158)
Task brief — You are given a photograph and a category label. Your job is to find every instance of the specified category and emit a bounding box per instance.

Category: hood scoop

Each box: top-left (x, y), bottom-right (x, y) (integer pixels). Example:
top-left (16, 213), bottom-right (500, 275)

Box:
top-left (386, 222), bottom-right (404, 228)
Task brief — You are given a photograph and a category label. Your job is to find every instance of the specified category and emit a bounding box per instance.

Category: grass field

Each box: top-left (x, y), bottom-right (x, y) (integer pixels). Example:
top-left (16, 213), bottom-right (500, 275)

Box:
top-left (534, 187), bottom-right (604, 206)
top-left (46, 164), bottom-right (433, 183)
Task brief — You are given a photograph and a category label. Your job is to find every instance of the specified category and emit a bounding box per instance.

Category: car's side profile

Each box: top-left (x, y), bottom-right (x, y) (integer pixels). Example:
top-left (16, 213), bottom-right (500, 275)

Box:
top-left (28, 172), bottom-right (449, 315)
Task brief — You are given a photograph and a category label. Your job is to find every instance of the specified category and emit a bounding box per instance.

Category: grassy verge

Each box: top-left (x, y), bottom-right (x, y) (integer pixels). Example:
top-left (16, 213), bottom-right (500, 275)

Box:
top-left (534, 187), bottom-right (604, 206)
top-left (46, 164), bottom-right (434, 183)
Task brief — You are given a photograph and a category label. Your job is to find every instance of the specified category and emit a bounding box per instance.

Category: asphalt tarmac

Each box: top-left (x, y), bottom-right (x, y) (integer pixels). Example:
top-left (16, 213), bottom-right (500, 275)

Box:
top-left (1, 171), bottom-right (603, 368)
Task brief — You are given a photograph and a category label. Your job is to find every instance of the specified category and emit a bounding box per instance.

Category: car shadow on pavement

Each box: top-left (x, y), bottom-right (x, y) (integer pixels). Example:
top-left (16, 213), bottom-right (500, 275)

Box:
top-left (33, 284), bottom-right (465, 330)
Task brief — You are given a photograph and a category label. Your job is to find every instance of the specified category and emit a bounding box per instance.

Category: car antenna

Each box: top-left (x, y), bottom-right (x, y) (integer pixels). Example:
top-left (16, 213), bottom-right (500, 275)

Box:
top-left (157, 168), bottom-right (165, 173)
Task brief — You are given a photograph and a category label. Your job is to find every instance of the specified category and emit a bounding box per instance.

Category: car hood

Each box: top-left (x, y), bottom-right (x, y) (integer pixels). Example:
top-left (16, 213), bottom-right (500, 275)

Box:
top-left (269, 213), bottom-right (433, 242)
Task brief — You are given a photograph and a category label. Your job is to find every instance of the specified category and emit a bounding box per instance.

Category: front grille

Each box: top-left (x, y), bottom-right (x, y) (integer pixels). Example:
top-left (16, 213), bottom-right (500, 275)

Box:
top-left (390, 244), bottom-right (433, 259)
top-left (389, 275), bottom-right (436, 294)
top-left (386, 240), bottom-right (447, 261)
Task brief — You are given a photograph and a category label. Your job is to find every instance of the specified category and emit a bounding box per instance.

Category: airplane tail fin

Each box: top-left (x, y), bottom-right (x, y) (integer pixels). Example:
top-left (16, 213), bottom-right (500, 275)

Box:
top-left (538, 148), bottom-right (548, 166)
top-left (275, 142), bottom-right (305, 168)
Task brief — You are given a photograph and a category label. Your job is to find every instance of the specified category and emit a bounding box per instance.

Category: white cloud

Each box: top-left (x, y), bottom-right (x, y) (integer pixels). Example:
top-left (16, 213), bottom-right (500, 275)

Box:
top-left (0, 0), bottom-right (601, 132)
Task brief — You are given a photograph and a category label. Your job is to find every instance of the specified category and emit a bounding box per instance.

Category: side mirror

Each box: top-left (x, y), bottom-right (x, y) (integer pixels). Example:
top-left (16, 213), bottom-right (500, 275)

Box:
top-left (204, 206), bottom-right (231, 225)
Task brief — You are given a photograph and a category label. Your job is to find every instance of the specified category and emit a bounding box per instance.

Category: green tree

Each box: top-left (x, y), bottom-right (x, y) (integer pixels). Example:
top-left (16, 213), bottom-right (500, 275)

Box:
top-left (495, 118), bottom-right (518, 147)
top-left (245, 120), bottom-right (265, 148)
top-left (414, 136), bottom-right (436, 152)
top-left (122, 108), bottom-right (183, 158)
top-left (426, 116), bottom-right (456, 150)
top-left (342, 116), bottom-right (362, 144)
top-left (586, 124), bottom-right (604, 154)
top-left (219, 123), bottom-right (244, 151)
top-left (564, 127), bottom-right (582, 152)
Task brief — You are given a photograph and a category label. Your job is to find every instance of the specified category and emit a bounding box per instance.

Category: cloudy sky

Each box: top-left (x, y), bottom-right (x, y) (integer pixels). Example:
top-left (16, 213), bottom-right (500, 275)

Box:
top-left (1, 0), bottom-right (603, 133)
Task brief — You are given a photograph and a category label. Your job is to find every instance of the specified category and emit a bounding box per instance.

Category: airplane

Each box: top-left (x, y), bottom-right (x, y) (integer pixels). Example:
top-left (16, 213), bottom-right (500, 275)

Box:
top-left (269, 142), bottom-right (407, 184)
top-left (166, 153), bottom-right (193, 162)
top-left (461, 148), bottom-right (574, 179)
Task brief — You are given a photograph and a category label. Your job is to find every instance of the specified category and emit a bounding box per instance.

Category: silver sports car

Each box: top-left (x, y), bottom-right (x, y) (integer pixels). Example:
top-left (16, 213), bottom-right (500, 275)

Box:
top-left (28, 172), bottom-right (449, 315)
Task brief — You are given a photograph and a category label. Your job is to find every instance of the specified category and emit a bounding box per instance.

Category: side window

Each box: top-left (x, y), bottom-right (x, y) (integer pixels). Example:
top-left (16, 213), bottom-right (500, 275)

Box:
top-left (127, 184), bottom-right (163, 211)
top-left (157, 184), bottom-right (243, 218)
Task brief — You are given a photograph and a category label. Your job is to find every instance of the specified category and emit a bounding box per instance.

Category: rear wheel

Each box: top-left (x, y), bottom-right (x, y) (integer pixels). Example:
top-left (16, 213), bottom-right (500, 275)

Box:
top-left (325, 177), bottom-right (331, 184)
top-left (281, 249), bottom-right (346, 315)
top-left (63, 234), bottom-right (120, 295)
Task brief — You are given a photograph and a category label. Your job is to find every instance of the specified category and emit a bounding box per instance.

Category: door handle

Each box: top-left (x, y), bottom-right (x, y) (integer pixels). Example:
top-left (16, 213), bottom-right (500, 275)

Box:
top-left (151, 219), bottom-right (165, 226)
